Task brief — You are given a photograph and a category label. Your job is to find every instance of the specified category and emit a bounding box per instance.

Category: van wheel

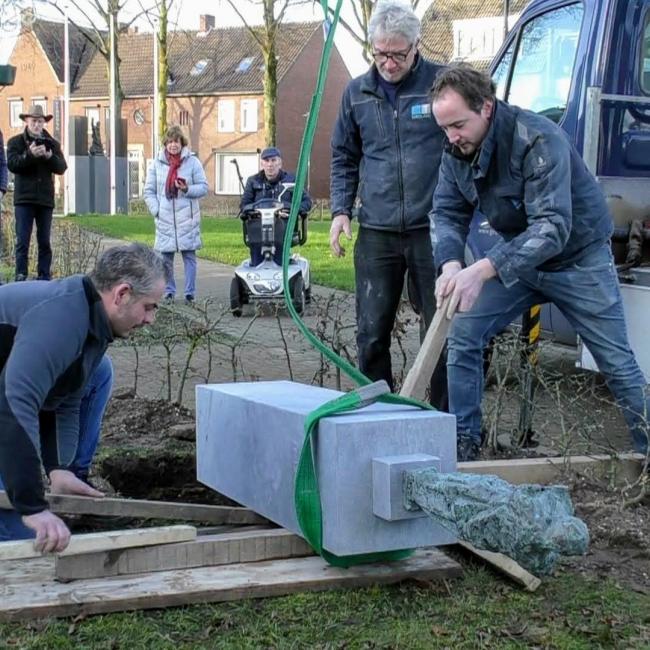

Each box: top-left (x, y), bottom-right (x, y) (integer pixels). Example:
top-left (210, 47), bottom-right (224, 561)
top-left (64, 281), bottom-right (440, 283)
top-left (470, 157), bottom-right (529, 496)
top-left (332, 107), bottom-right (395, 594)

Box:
top-left (290, 274), bottom-right (305, 315)
top-left (230, 277), bottom-right (244, 317)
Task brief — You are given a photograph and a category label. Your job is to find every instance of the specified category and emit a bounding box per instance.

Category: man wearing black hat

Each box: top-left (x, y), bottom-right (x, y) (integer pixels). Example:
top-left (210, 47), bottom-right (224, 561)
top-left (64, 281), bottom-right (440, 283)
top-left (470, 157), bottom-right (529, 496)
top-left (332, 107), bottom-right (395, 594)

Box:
top-left (7, 104), bottom-right (67, 282)
top-left (240, 147), bottom-right (312, 265)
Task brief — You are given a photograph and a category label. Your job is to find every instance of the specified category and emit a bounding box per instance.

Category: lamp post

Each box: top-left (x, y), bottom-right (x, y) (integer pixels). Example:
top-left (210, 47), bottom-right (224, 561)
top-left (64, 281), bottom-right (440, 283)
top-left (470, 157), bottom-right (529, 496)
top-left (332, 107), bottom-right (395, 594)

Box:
top-left (153, 18), bottom-right (159, 157)
top-left (109, 11), bottom-right (116, 214)
top-left (63, 2), bottom-right (70, 215)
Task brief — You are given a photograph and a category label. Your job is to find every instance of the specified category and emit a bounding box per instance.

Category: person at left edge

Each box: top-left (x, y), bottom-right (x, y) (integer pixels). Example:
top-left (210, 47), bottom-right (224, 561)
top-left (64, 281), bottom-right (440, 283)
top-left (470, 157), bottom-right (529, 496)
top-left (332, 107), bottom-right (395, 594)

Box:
top-left (0, 243), bottom-right (166, 553)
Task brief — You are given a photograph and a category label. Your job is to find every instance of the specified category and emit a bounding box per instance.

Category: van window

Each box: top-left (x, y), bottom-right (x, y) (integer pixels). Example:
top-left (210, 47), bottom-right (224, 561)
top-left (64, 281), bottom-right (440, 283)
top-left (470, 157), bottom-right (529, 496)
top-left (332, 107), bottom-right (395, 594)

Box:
top-left (492, 41), bottom-right (515, 100)
top-left (642, 19), bottom-right (650, 93)
top-left (505, 3), bottom-right (583, 123)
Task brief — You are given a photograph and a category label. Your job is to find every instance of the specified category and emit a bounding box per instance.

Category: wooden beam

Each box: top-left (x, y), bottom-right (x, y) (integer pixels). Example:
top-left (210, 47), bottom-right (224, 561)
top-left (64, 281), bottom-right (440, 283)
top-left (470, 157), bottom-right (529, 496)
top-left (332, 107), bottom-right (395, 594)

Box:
top-left (457, 541), bottom-right (541, 592)
top-left (400, 297), bottom-right (451, 400)
top-left (459, 453), bottom-right (645, 485)
top-left (0, 549), bottom-right (462, 622)
top-left (0, 492), bottom-right (268, 525)
top-left (55, 528), bottom-right (313, 581)
top-left (0, 525), bottom-right (196, 561)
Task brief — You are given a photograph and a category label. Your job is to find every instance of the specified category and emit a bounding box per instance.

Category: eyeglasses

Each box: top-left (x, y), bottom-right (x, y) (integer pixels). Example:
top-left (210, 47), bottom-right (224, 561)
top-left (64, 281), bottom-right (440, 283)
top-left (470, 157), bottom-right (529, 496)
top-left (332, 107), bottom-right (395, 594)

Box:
top-left (371, 43), bottom-right (413, 64)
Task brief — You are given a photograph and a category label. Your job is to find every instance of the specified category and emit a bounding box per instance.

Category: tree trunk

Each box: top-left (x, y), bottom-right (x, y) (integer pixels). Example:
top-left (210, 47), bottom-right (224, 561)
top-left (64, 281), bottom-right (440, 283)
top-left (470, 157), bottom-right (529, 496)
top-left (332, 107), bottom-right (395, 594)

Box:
top-left (263, 42), bottom-right (277, 146)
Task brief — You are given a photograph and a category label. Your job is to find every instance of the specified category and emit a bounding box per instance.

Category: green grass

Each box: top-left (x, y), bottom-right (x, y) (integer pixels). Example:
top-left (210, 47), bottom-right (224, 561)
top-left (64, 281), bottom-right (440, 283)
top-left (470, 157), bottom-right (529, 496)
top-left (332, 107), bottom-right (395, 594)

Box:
top-left (68, 214), bottom-right (357, 292)
top-left (1, 568), bottom-right (648, 648)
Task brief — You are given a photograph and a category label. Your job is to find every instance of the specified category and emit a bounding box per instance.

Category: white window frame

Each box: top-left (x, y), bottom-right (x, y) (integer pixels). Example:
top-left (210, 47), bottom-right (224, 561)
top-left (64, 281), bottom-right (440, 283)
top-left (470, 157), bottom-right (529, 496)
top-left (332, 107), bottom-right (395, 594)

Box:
top-left (85, 106), bottom-right (101, 139)
top-left (215, 152), bottom-right (259, 194)
top-left (9, 99), bottom-right (23, 127)
top-left (31, 97), bottom-right (47, 114)
top-left (240, 99), bottom-right (258, 133)
top-left (217, 99), bottom-right (235, 133)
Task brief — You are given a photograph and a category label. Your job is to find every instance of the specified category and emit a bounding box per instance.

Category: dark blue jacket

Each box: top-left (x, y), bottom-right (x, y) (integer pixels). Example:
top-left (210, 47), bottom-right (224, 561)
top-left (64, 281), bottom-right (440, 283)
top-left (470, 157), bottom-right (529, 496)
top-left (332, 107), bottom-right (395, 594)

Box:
top-left (0, 275), bottom-right (113, 515)
top-left (0, 130), bottom-right (7, 194)
top-left (240, 169), bottom-right (312, 214)
top-left (330, 55), bottom-right (446, 231)
top-left (431, 100), bottom-right (613, 287)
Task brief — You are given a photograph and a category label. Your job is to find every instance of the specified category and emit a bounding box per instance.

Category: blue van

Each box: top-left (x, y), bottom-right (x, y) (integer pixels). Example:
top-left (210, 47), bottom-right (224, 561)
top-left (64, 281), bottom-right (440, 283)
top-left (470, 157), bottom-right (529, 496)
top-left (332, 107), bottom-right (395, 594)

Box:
top-left (468, 0), bottom-right (650, 347)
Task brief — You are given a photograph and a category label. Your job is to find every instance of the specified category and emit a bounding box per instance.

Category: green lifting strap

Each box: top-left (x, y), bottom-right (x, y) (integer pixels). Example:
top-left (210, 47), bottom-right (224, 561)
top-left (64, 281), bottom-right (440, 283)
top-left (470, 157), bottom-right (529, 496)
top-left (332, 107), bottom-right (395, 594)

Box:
top-left (281, 0), bottom-right (432, 566)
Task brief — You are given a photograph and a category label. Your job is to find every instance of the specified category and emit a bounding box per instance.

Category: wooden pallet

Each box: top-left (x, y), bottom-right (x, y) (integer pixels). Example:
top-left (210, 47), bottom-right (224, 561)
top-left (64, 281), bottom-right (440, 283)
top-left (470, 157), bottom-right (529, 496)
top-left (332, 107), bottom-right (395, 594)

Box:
top-left (0, 545), bottom-right (461, 622)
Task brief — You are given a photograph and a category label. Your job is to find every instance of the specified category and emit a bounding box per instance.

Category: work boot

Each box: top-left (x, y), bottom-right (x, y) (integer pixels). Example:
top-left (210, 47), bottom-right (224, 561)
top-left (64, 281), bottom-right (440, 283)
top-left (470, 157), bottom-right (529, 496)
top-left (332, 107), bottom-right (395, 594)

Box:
top-left (457, 434), bottom-right (481, 462)
top-left (164, 293), bottom-right (175, 304)
top-left (184, 294), bottom-right (195, 306)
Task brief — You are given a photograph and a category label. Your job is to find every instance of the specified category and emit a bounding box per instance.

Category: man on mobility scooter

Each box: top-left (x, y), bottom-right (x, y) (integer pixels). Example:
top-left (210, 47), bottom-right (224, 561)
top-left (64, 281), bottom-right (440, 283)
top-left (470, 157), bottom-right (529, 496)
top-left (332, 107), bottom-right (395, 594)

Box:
top-left (231, 148), bottom-right (313, 316)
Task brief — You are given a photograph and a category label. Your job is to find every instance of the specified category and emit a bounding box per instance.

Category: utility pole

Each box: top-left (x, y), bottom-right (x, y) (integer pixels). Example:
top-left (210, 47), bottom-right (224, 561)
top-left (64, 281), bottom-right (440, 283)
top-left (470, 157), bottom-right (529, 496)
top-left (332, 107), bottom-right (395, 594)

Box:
top-left (153, 18), bottom-right (159, 157)
top-left (63, 2), bottom-right (70, 215)
top-left (109, 11), bottom-right (117, 214)
top-left (504, 0), bottom-right (510, 40)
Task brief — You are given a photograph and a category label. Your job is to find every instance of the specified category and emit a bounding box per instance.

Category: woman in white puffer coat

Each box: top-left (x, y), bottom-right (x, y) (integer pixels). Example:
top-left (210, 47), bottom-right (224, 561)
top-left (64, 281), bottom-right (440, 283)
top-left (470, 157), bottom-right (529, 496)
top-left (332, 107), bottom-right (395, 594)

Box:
top-left (144, 125), bottom-right (208, 304)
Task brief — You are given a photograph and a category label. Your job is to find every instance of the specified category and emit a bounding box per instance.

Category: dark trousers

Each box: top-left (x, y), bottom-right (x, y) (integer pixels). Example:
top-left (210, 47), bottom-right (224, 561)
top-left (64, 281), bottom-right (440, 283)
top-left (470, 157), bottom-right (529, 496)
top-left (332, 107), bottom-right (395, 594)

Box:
top-left (354, 227), bottom-right (448, 410)
top-left (14, 204), bottom-right (53, 280)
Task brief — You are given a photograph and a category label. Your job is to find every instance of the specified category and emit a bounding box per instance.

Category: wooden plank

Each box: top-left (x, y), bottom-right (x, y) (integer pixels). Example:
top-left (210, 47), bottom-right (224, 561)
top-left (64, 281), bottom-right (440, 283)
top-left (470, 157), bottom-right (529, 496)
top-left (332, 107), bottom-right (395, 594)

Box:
top-left (459, 452), bottom-right (645, 486)
top-left (55, 528), bottom-right (313, 581)
top-left (0, 492), bottom-right (268, 525)
top-left (0, 525), bottom-right (196, 561)
top-left (400, 296), bottom-right (452, 400)
top-left (457, 541), bottom-right (541, 592)
top-left (0, 549), bottom-right (462, 622)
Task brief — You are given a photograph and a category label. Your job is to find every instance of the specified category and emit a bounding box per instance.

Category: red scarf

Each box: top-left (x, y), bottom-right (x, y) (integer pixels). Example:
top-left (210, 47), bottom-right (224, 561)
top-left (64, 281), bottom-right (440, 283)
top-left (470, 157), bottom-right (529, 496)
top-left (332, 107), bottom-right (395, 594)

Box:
top-left (165, 151), bottom-right (182, 199)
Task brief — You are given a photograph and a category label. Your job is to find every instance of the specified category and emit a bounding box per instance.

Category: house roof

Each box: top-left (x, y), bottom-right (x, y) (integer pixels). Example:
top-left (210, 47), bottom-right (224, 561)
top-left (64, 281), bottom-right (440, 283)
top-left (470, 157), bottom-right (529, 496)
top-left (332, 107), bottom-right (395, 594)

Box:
top-left (28, 18), bottom-right (322, 98)
top-left (32, 19), bottom-right (99, 89)
top-left (420, 0), bottom-right (530, 68)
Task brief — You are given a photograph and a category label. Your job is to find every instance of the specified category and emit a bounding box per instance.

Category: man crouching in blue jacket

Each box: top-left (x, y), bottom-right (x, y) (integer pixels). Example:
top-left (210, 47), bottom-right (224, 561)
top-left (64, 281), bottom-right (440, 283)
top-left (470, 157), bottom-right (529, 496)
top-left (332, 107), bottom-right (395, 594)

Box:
top-left (430, 65), bottom-right (649, 462)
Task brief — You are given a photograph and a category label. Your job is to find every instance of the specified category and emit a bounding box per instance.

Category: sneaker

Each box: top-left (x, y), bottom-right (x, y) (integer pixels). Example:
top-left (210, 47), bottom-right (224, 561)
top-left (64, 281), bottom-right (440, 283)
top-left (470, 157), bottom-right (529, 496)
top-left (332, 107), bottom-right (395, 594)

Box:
top-left (184, 295), bottom-right (195, 306)
top-left (164, 293), bottom-right (175, 303)
top-left (457, 434), bottom-right (481, 462)
top-left (15, 273), bottom-right (27, 282)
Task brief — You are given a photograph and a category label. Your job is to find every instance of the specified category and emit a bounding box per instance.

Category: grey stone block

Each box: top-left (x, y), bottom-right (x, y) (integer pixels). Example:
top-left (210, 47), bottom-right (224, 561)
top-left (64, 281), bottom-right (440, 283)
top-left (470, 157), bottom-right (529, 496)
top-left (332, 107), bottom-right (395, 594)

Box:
top-left (196, 381), bottom-right (457, 556)
top-left (372, 454), bottom-right (440, 521)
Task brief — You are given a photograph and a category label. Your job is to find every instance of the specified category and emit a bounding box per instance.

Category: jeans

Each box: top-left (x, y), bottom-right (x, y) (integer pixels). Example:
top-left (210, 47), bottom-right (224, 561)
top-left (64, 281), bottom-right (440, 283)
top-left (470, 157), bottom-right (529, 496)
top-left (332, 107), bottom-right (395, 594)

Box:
top-left (448, 245), bottom-right (649, 454)
top-left (354, 227), bottom-right (448, 410)
top-left (14, 204), bottom-right (53, 280)
top-left (0, 355), bottom-right (114, 541)
top-left (161, 250), bottom-right (197, 298)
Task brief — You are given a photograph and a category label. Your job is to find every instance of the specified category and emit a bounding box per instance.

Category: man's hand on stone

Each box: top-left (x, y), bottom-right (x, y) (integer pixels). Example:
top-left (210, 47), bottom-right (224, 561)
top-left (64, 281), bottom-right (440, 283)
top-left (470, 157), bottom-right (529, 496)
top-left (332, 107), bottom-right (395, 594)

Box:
top-left (49, 469), bottom-right (104, 498)
top-left (22, 510), bottom-right (71, 553)
top-left (329, 214), bottom-right (352, 257)
top-left (443, 259), bottom-right (496, 317)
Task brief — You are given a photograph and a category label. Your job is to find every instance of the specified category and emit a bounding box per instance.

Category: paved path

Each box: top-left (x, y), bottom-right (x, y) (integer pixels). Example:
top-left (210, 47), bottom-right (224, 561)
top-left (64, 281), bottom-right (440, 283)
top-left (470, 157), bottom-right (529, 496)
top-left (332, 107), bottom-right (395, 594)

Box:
top-left (101, 238), bottom-right (425, 408)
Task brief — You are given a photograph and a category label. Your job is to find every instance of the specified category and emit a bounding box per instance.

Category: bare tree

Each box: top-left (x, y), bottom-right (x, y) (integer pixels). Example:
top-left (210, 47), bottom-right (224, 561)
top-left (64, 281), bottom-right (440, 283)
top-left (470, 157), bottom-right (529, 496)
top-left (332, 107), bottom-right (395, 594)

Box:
top-left (224, 0), bottom-right (312, 146)
top-left (48, 0), bottom-right (152, 136)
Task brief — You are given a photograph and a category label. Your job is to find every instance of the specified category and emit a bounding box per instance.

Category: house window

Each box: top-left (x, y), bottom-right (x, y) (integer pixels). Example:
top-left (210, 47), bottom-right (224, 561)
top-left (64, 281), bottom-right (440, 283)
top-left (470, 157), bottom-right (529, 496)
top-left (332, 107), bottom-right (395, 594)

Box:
top-left (85, 106), bottom-right (101, 138)
top-left (179, 109), bottom-right (190, 126)
top-left (190, 59), bottom-right (209, 76)
top-left (240, 99), bottom-right (258, 133)
top-left (9, 99), bottom-right (22, 127)
top-left (452, 15), bottom-right (520, 61)
top-left (215, 152), bottom-right (258, 194)
top-left (217, 99), bottom-right (235, 132)
top-left (31, 97), bottom-right (47, 114)
top-left (236, 56), bottom-right (254, 73)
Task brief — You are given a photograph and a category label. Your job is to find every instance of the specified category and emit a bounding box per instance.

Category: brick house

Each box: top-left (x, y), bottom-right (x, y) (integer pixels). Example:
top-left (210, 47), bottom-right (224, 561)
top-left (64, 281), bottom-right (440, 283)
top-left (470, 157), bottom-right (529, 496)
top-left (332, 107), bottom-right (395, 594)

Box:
top-left (0, 14), bottom-right (351, 201)
top-left (420, 0), bottom-right (530, 69)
